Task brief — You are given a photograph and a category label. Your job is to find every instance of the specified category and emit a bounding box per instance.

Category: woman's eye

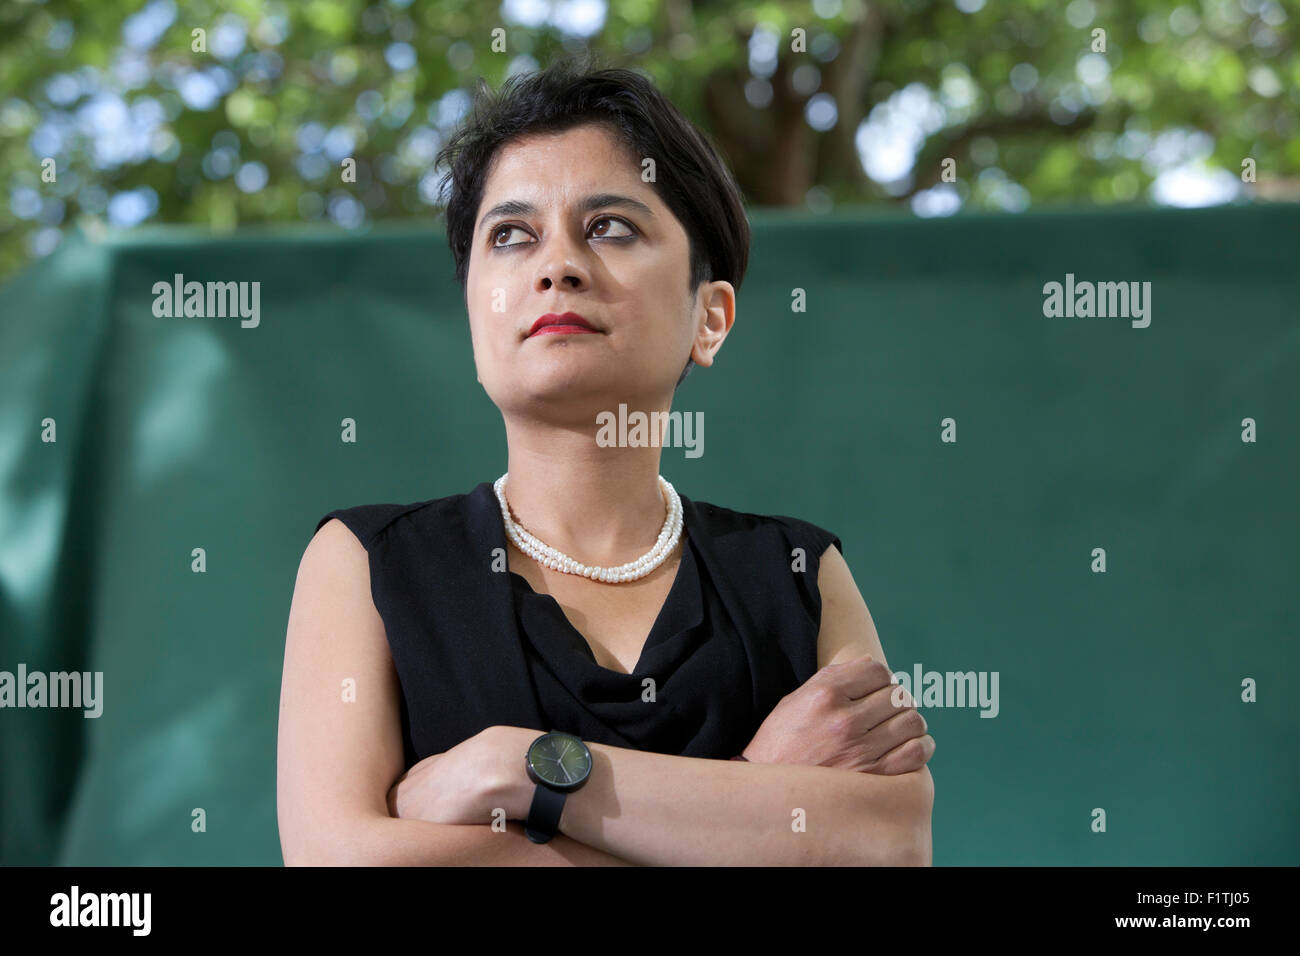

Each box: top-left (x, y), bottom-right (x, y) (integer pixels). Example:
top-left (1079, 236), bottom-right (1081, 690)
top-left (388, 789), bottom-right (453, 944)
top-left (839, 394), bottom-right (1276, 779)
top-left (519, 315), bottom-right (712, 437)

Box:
top-left (491, 217), bottom-right (634, 249)
top-left (492, 225), bottom-right (528, 248)
top-left (590, 216), bottom-right (634, 239)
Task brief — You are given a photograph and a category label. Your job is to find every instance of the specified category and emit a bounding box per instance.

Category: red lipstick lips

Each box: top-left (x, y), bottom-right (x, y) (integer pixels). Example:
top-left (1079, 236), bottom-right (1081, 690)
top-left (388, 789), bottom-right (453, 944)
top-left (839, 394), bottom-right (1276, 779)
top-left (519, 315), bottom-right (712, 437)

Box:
top-left (528, 312), bottom-right (600, 337)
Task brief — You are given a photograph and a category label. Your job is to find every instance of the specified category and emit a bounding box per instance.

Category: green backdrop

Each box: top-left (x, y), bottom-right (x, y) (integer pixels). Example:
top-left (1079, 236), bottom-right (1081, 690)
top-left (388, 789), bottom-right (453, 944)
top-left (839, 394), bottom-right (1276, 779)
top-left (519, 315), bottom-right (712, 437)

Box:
top-left (1, 203), bottom-right (1297, 865)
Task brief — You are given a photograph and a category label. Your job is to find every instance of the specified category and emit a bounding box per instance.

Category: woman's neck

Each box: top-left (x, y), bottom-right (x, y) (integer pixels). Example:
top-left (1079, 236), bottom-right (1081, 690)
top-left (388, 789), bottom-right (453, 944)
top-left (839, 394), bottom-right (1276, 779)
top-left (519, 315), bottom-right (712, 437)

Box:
top-left (499, 422), bottom-right (671, 567)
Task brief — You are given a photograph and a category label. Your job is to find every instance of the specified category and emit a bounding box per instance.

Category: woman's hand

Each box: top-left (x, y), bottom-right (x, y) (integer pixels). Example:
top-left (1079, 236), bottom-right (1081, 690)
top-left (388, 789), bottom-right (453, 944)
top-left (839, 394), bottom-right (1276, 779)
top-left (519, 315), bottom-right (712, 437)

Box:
top-left (387, 726), bottom-right (523, 825)
top-left (741, 655), bottom-right (936, 774)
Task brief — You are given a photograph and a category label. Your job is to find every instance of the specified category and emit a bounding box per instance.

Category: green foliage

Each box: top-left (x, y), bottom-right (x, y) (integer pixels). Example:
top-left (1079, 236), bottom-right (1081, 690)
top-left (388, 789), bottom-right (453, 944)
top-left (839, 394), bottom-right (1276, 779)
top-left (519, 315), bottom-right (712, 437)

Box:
top-left (1, 0), bottom-right (1296, 283)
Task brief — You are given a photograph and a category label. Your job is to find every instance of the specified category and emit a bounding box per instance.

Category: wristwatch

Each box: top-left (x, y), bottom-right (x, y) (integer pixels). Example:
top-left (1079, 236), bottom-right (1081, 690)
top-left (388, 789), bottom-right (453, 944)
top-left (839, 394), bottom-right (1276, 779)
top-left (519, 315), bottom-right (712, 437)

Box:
top-left (523, 731), bottom-right (593, 843)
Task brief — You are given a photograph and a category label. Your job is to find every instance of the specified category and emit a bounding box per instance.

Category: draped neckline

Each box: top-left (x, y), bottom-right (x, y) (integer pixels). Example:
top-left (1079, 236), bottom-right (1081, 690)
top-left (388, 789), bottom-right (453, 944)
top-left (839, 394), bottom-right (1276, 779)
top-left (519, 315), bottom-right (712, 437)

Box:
top-left (481, 488), bottom-right (706, 678)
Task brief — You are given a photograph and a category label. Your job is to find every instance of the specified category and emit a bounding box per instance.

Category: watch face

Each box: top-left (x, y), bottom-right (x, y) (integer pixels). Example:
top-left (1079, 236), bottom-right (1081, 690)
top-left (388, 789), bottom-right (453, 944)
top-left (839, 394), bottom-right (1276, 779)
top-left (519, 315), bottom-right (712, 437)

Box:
top-left (528, 733), bottom-right (592, 789)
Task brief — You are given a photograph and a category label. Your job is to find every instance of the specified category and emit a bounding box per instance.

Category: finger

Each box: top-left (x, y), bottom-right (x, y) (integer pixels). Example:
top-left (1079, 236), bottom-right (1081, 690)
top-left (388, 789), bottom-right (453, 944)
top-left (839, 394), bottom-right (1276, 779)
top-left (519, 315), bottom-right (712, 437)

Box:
top-left (862, 733), bottom-right (936, 776)
top-left (828, 655), bottom-right (896, 700)
top-left (846, 704), bottom-right (929, 763)
top-left (877, 733), bottom-right (936, 775)
top-left (843, 681), bottom-right (919, 737)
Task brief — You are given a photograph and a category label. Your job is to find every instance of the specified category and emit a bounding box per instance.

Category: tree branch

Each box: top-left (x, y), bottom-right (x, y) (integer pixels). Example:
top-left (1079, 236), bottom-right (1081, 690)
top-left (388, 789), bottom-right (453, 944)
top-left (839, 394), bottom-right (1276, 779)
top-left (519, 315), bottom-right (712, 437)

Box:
top-left (814, 1), bottom-right (886, 190)
top-left (900, 106), bottom-right (1097, 200)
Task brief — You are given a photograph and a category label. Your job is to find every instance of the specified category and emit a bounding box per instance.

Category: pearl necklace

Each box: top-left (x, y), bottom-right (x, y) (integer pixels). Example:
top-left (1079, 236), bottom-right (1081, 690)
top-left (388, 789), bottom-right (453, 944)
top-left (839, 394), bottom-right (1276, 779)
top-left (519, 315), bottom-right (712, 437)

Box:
top-left (493, 472), bottom-right (684, 583)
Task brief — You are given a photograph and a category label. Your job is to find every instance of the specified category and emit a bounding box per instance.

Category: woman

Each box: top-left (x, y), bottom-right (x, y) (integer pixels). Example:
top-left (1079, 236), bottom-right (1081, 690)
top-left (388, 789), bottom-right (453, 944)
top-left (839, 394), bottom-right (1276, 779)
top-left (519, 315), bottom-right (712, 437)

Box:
top-left (277, 55), bottom-right (935, 866)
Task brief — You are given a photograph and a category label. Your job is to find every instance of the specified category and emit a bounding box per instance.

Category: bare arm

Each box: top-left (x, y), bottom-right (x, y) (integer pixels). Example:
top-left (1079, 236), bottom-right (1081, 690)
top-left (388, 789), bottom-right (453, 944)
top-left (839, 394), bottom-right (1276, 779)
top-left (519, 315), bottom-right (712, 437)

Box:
top-left (744, 541), bottom-right (938, 773)
top-left (276, 517), bottom-right (636, 866)
top-left (342, 818), bottom-right (638, 866)
top-left (506, 733), bottom-right (933, 866)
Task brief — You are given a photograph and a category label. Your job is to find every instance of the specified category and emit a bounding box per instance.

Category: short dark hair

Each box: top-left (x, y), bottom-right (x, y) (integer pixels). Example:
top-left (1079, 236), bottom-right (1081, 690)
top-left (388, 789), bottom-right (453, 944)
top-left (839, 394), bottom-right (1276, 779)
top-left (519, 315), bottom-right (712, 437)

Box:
top-left (433, 52), bottom-right (750, 390)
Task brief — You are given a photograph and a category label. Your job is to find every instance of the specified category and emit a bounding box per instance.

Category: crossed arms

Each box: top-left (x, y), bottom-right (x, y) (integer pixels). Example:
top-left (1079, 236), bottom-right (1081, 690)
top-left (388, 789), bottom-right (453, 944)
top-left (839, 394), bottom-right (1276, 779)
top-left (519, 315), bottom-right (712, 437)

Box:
top-left (277, 519), bottom-right (935, 866)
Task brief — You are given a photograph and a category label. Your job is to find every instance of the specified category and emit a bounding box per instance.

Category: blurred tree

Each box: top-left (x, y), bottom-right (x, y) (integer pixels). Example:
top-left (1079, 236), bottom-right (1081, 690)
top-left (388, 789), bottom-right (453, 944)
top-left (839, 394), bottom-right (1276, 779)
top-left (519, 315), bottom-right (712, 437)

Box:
top-left (1, 0), bottom-right (1297, 283)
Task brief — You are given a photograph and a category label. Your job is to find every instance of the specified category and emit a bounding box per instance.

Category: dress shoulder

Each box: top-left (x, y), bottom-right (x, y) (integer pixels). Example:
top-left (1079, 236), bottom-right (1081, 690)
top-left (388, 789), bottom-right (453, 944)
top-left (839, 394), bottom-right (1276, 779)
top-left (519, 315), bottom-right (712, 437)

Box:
top-left (313, 493), bottom-right (466, 550)
top-left (766, 512), bottom-right (844, 561)
top-left (686, 497), bottom-right (843, 561)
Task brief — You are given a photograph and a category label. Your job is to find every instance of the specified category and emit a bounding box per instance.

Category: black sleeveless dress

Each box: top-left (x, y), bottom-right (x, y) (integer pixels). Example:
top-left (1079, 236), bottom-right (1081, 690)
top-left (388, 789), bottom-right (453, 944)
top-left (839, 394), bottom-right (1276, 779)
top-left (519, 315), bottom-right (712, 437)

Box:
top-left (315, 481), bottom-right (843, 769)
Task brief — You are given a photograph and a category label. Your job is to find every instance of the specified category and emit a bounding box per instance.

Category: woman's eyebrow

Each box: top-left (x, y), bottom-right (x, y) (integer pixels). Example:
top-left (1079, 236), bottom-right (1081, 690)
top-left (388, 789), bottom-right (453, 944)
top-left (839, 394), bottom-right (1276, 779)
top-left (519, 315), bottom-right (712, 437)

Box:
top-left (477, 193), bottom-right (656, 231)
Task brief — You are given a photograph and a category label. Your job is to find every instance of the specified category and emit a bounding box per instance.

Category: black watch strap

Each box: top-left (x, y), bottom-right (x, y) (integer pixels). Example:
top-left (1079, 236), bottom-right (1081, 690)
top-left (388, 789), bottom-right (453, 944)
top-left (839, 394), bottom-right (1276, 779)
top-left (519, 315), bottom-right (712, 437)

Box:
top-left (524, 784), bottom-right (567, 843)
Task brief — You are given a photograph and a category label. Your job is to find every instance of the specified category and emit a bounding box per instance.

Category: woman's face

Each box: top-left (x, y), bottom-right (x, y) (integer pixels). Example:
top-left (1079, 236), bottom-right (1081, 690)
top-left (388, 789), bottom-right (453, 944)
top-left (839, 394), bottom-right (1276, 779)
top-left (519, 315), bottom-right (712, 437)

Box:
top-left (464, 123), bottom-right (728, 420)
